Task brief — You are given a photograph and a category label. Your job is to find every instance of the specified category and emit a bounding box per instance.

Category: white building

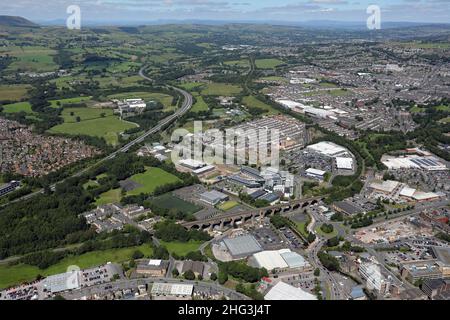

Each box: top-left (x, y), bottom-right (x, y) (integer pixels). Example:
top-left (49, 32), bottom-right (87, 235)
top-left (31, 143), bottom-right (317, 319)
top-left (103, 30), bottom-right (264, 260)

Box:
top-left (265, 281), bottom-right (317, 300)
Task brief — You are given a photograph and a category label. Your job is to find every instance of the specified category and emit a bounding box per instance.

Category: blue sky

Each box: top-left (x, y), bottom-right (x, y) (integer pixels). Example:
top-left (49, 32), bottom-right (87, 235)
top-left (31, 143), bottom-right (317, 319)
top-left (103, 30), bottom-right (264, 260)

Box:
top-left (1, 0), bottom-right (449, 23)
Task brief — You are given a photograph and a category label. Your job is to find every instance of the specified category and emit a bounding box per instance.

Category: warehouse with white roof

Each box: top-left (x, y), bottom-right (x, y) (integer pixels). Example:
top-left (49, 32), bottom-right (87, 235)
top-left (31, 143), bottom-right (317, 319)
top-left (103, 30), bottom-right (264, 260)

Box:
top-left (249, 249), bottom-right (311, 271)
top-left (307, 141), bottom-right (348, 157)
top-left (265, 281), bottom-right (317, 300)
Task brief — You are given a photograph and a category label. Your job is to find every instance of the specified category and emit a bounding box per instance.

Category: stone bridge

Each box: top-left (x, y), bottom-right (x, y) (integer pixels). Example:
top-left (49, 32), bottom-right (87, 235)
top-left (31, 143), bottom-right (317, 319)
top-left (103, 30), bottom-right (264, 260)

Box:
top-left (181, 196), bottom-right (323, 230)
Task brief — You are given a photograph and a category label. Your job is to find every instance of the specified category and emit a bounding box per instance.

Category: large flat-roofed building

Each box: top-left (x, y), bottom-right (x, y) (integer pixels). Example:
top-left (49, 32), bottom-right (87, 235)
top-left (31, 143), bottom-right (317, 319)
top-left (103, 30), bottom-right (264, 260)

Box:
top-left (42, 272), bottom-right (80, 293)
top-left (264, 281), bottom-right (317, 300)
top-left (400, 260), bottom-right (443, 282)
top-left (306, 168), bottom-right (327, 180)
top-left (199, 190), bottom-right (229, 206)
top-left (369, 180), bottom-right (401, 194)
top-left (333, 201), bottom-right (365, 216)
top-left (306, 141), bottom-right (348, 157)
top-left (182, 261), bottom-right (205, 277)
top-left (336, 157), bottom-right (354, 170)
top-left (250, 249), bottom-right (311, 272)
top-left (151, 283), bottom-right (193, 297)
top-left (136, 259), bottom-right (168, 277)
top-left (222, 234), bottom-right (263, 259)
top-left (179, 159), bottom-right (206, 170)
top-left (381, 155), bottom-right (447, 171)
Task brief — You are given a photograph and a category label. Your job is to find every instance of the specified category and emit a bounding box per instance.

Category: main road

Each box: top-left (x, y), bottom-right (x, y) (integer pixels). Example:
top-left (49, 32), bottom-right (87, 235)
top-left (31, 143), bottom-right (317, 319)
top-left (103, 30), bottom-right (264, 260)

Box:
top-left (3, 66), bottom-right (193, 204)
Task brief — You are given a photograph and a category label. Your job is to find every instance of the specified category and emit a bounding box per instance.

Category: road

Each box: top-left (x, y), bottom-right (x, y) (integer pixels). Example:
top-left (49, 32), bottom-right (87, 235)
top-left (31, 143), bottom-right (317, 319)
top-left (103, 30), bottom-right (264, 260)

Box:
top-left (2, 66), bottom-right (193, 205)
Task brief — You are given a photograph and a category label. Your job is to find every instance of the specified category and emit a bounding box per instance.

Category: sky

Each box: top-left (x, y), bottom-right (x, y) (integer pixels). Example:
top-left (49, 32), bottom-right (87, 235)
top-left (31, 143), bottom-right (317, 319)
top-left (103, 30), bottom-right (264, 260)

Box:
top-left (1, 0), bottom-right (450, 24)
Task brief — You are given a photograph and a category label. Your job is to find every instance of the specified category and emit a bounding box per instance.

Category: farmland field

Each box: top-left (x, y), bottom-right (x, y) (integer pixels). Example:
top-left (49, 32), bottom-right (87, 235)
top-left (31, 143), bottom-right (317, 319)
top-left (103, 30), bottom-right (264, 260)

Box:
top-left (201, 83), bottom-right (242, 96)
top-left (126, 167), bottom-right (182, 196)
top-left (0, 46), bottom-right (58, 72)
top-left (49, 96), bottom-right (92, 108)
top-left (0, 245), bottom-right (153, 290)
top-left (0, 84), bottom-right (31, 101)
top-left (218, 201), bottom-right (239, 211)
top-left (1, 102), bottom-right (34, 114)
top-left (191, 94), bottom-right (209, 112)
top-left (48, 107), bottom-right (138, 145)
top-left (242, 96), bottom-right (279, 115)
top-left (255, 58), bottom-right (284, 69)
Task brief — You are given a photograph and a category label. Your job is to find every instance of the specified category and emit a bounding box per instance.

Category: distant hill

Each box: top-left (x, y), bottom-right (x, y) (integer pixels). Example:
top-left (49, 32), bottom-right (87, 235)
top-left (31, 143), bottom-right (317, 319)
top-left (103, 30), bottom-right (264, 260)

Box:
top-left (0, 16), bottom-right (39, 28)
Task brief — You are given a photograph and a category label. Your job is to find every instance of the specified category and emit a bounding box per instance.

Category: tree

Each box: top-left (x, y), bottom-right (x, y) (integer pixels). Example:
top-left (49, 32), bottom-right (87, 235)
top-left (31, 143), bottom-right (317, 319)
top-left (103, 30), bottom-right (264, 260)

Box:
top-left (314, 268), bottom-right (321, 277)
top-left (76, 116), bottom-right (81, 122)
top-left (210, 272), bottom-right (218, 281)
top-left (183, 270), bottom-right (196, 280)
top-left (172, 269), bottom-right (180, 277)
top-left (218, 271), bottom-right (228, 285)
top-left (132, 250), bottom-right (144, 260)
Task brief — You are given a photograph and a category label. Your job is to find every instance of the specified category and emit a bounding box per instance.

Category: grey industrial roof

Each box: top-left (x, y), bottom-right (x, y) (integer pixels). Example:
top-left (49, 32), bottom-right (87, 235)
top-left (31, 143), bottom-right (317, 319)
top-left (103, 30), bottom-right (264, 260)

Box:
top-left (280, 251), bottom-right (308, 268)
top-left (260, 192), bottom-right (280, 203)
top-left (223, 234), bottom-right (262, 257)
top-left (334, 201), bottom-right (364, 215)
top-left (200, 190), bottom-right (228, 203)
top-left (431, 246), bottom-right (450, 265)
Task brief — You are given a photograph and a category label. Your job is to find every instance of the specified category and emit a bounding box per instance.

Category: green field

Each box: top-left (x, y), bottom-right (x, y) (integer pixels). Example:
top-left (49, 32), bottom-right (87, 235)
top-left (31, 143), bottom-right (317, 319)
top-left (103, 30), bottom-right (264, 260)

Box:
top-left (191, 94), bottom-right (209, 112)
top-left (95, 188), bottom-right (122, 205)
top-left (0, 245), bottom-right (153, 290)
top-left (410, 106), bottom-right (425, 113)
top-left (49, 96), bottom-right (92, 108)
top-left (1, 46), bottom-right (59, 72)
top-left (224, 59), bottom-right (250, 68)
top-left (201, 83), bottom-right (242, 96)
top-left (127, 167), bottom-right (182, 196)
top-left (439, 117), bottom-right (450, 123)
top-left (218, 201), bottom-right (239, 211)
top-left (178, 82), bottom-right (205, 91)
top-left (150, 193), bottom-right (202, 215)
top-left (435, 105), bottom-right (450, 112)
top-left (0, 85), bottom-right (31, 101)
top-left (242, 96), bottom-right (279, 115)
top-left (315, 225), bottom-right (339, 239)
top-left (48, 107), bottom-right (137, 145)
top-left (327, 89), bottom-right (351, 96)
top-left (1, 102), bottom-right (34, 114)
top-left (160, 241), bottom-right (203, 257)
top-left (255, 58), bottom-right (284, 69)
top-left (258, 76), bottom-right (287, 83)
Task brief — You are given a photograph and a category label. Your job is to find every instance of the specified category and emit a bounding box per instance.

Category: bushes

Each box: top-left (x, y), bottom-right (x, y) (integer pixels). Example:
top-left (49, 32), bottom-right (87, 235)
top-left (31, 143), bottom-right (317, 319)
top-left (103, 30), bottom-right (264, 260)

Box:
top-left (218, 261), bottom-right (268, 283)
top-left (318, 251), bottom-right (340, 272)
top-left (154, 221), bottom-right (211, 243)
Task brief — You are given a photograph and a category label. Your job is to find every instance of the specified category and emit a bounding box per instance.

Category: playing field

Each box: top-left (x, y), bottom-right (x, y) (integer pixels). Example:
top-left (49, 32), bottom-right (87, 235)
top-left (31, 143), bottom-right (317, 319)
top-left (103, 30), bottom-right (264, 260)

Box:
top-left (0, 245), bottom-right (153, 290)
top-left (48, 107), bottom-right (138, 145)
top-left (255, 58), bottom-right (284, 69)
top-left (1, 102), bottom-right (34, 114)
top-left (150, 193), bottom-right (202, 215)
top-left (126, 167), bottom-right (182, 196)
top-left (0, 84), bottom-right (31, 101)
top-left (218, 201), bottom-right (239, 211)
top-left (95, 188), bottom-right (122, 205)
top-left (224, 59), bottom-right (250, 68)
top-left (160, 241), bottom-right (203, 257)
top-left (201, 83), bottom-right (242, 96)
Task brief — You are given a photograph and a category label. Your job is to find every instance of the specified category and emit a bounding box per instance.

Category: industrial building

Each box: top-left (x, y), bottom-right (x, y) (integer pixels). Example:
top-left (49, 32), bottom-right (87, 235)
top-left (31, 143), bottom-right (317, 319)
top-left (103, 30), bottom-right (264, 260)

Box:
top-left (249, 249), bottom-right (311, 272)
top-left (199, 190), bottom-right (229, 206)
top-left (306, 141), bottom-right (349, 158)
top-left (335, 157), bottom-right (354, 170)
top-left (151, 283), bottom-right (193, 298)
top-left (264, 281), bottom-right (317, 300)
top-left (306, 168), bottom-right (327, 180)
top-left (136, 259), bottom-right (169, 277)
top-left (381, 155), bottom-right (447, 171)
top-left (42, 272), bottom-right (80, 293)
top-left (222, 234), bottom-right (263, 259)
top-left (181, 261), bottom-right (205, 277)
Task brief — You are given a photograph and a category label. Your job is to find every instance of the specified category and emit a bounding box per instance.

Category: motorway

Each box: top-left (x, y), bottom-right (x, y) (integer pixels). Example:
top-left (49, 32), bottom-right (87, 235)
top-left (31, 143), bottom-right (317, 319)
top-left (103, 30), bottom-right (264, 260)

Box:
top-left (3, 66), bottom-right (193, 204)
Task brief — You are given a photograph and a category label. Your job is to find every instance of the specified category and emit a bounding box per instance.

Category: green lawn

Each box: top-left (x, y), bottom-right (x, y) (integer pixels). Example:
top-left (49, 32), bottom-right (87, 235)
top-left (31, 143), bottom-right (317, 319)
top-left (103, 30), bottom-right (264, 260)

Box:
top-left (255, 58), bottom-right (284, 69)
top-left (218, 201), bottom-right (239, 211)
top-left (242, 96), bottom-right (279, 115)
top-left (127, 167), bottom-right (182, 196)
top-left (439, 117), bottom-right (450, 123)
top-left (328, 89), bottom-right (351, 96)
top-left (1, 102), bottom-right (34, 114)
top-left (410, 106), bottom-right (425, 113)
top-left (95, 188), bottom-right (122, 205)
top-left (315, 225), bottom-right (339, 239)
top-left (150, 193), bottom-right (202, 215)
top-left (435, 105), bottom-right (450, 112)
top-left (160, 241), bottom-right (203, 257)
top-left (0, 85), bottom-right (31, 101)
top-left (178, 82), bottom-right (205, 91)
top-left (0, 245), bottom-right (153, 290)
top-left (201, 83), bottom-right (242, 96)
top-left (48, 107), bottom-right (138, 145)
